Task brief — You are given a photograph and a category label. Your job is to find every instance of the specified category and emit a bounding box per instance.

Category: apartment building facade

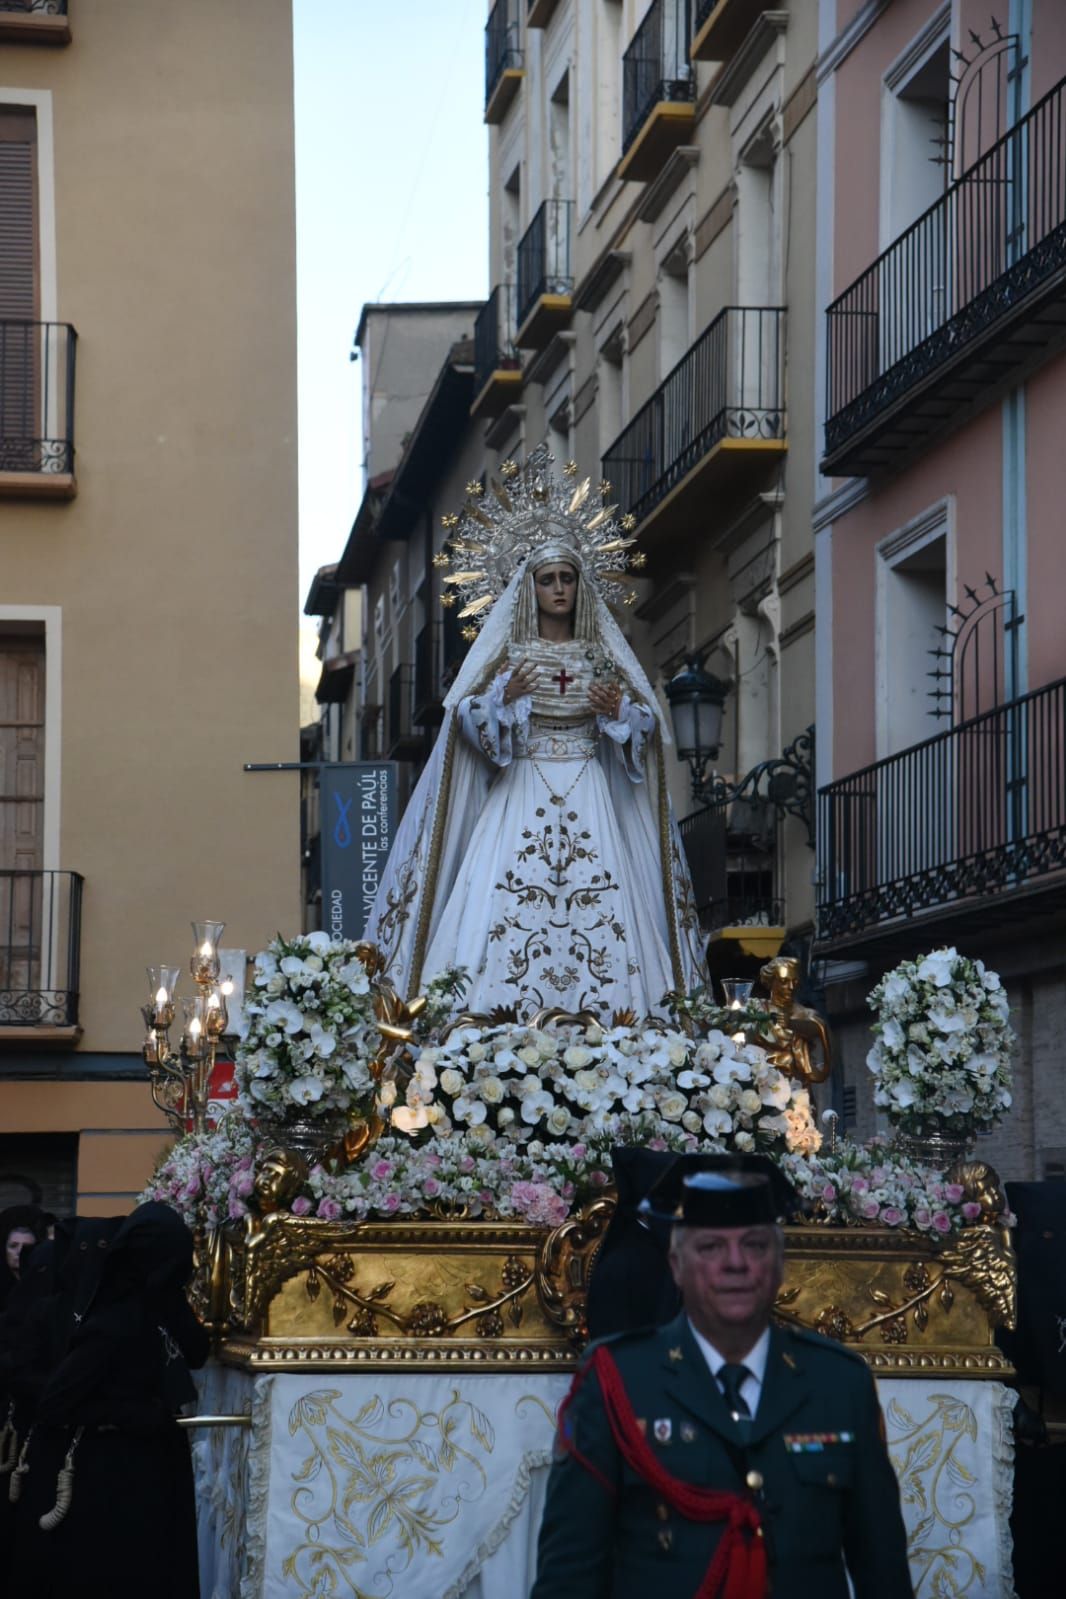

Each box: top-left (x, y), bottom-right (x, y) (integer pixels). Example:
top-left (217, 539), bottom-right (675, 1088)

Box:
top-left (814, 0), bottom-right (1066, 1179)
top-left (471, 0), bottom-right (822, 983)
top-left (0, 0), bottom-right (300, 1214)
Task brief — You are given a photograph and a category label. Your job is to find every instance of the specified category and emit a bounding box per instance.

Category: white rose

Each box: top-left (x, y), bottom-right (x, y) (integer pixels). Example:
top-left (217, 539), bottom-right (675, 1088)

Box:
top-left (439, 1068), bottom-right (465, 1096)
top-left (681, 1111), bottom-right (702, 1133)
top-left (734, 1131), bottom-right (755, 1152)
top-left (518, 1046), bottom-right (540, 1067)
top-left (497, 1107), bottom-right (516, 1127)
top-left (563, 1045), bottom-right (593, 1070)
top-left (738, 1089), bottom-right (762, 1116)
top-left (708, 1083), bottom-right (733, 1110)
top-left (546, 1106), bottom-right (572, 1135)
top-left (377, 1080), bottom-right (397, 1108)
top-left (480, 1075), bottom-right (504, 1104)
top-left (467, 1122), bottom-right (494, 1146)
top-left (667, 1042), bottom-right (687, 1068)
top-left (659, 1092), bottom-right (686, 1122)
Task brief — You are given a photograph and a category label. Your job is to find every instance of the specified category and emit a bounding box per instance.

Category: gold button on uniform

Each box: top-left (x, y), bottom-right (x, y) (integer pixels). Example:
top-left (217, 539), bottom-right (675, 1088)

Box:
top-left (826, 1472), bottom-right (838, 1487)
top-left (656, 1502), bottom-right (669, 1522)
top-left (746, 1470), bottom-right (764, 1491)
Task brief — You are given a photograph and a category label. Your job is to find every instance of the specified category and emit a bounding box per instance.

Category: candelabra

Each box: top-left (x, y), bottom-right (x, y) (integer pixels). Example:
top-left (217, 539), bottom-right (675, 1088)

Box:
top-left (142, 920), bottom-right (235, 1136)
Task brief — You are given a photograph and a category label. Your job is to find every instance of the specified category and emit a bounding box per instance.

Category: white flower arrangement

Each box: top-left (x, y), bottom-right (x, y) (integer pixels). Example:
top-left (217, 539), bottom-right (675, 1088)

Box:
top-left (387, 1020), bottom-right (822, 1159)
top-left (141, 1111), bottom-right (264, 1231)
top-left (233, 932), bottom-right (378, 1123)
top-left (866, 947), bottom-right (1014, 1135)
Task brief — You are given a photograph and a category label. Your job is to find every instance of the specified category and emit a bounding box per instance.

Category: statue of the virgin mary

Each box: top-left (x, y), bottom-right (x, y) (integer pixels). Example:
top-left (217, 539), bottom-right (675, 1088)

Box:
top-left (364, 451), bottom-right (706, 1018)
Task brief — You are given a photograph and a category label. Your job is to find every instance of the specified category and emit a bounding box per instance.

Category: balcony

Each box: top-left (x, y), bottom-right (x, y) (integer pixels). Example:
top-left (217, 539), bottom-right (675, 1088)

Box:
top-left (485, 0), bottom-right (524, 125)
top-left (472, 286), bottom-right (522, 420)
top-left (516, 200), bottom-right (574, 350)
top-left (0, 322), bottom-right (77, 498)
top-left (679, 799), bottom-right (784, 957)
top-left (413, 621), bottom-right (444, 728)
top-left (0, 870), bottom-right (83, 1040)
top-left (691, 0), bottom-right (760, 63)
top-left (816, 678), bottom-right (1066, 955)
top-left (0, 1), bottom-right (70, 46)
top-left (602, 306), bottom-right (785, 539)
top-left (824, 74), bottom-right (1066, 478)
top-left (527, 0), bottom-right (561, 27)
top-left (619, 0), bottom-right (696, 184)
top-left (387, 663), bottom-right (424, 761)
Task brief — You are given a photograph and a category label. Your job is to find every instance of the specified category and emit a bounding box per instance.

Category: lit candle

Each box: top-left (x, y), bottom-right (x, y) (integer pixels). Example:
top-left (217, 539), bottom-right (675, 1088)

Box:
top-left (188, 1016), bottom-right (202, 1041)
top-left (200, 940), bottom-right (214, 959)
top-left (155, 985), bottom-right (169, 1009)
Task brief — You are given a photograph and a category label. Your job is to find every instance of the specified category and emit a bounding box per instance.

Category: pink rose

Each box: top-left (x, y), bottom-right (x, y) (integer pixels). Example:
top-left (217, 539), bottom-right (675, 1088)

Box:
top-left (382, 1192), bottom-right (401, 1214)
top-left (423, 1178), bottom-right (441, 1198)
top-left (590, 1170), bottom-right (609, 1187)
top-left (290, 1195), bottom-right (312, 1216)
top-left (961, 1201), bottom-right (982, 1222)
top-left (371, 1160), bottom-right (393, 1180)
top-left (570, 1144), bottom-right (586, 1159)
top-left (850, 1177), bottom-right (868, 1194)
top-left (460, 1156), bottom-right (476, 1173)
top-left (648, 1138), bottom-right (667, 1152)
top-left (932, 1211), bottom-right (952, 1234)
top-left (944, 1184), bottom-right (964, 1204)
top-left (914, 1207), bottom-right (931, 1229)
top-left (860, 1200), bottom-right (880, 1221)
top-left (880, 1206), bottom-right (903, 1226)
top-left (821, 1183), bottom-right (837, 1204)
top-left (316, 1197), bottom-right (341, 1221)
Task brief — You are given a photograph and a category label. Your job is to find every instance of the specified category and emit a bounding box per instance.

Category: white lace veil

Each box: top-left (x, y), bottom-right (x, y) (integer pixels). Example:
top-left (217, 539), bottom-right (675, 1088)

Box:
top-left (442, 547), bottom-right (670, 743)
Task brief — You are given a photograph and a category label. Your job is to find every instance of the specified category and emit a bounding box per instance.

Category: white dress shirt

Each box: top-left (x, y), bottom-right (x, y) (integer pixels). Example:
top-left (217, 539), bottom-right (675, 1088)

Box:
top-left (687, 1320), bottom-right (771, 1419)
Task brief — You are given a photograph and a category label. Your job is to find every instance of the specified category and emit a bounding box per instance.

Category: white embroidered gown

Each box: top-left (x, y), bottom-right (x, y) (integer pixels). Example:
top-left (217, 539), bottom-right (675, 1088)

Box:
top-left (421, 638), bottom-right (687, 1017)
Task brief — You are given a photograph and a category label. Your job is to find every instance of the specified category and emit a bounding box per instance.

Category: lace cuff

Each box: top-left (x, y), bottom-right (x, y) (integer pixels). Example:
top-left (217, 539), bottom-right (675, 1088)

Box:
top-left (458, 672), bottom-right (531, 768)
top-left (597, 694), bottom-right (654, 781)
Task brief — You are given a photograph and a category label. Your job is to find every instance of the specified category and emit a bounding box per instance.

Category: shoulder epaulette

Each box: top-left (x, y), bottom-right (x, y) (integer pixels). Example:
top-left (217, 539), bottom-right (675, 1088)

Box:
top-left (782, 1323), bottom-right (869, 1367)
top-left (583, 1324), bottom-right (658, 1357)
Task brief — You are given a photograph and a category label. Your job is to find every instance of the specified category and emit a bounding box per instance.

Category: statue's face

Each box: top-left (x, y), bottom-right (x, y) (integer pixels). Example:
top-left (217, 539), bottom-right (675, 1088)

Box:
top-left (255, 1152), bottom-right (294, 1210)
top-left (772, 970), bottom-right (797, 1002)
top-left (533, 562), bottom-right (578, 623)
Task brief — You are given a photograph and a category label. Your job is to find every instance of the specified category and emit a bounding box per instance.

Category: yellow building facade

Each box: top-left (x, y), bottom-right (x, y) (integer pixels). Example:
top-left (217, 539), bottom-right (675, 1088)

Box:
top-left (0, 0), bottom-right (299, 1215)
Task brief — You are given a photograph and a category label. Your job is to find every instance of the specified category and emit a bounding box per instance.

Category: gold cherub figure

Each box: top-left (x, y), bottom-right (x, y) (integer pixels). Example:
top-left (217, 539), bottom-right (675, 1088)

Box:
top-left (755, 956), bottom-right (832, 1088)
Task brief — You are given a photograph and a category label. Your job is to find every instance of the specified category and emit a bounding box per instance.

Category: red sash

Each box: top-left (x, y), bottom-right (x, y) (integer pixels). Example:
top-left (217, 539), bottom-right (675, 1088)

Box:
top-left (558, 1345), bottom-right (767, 1599)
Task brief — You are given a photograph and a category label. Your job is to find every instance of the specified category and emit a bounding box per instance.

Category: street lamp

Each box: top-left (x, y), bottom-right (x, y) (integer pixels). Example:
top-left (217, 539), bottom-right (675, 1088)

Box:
top-left (664, 654), bottom-right (729, 797)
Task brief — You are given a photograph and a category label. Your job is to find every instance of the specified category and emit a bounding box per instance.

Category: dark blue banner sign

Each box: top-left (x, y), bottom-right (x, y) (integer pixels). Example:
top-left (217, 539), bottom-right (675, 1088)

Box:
top-left (319, 763), bottom-right (398, 941)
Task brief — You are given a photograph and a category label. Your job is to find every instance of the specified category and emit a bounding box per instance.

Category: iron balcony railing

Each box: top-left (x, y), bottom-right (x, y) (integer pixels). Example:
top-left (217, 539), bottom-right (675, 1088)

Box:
top-left (516, 199), bottom-right (574, 329)
top-left (473, 284), bottom-right (519, 395)
top-left (0, 322), bottom-right (76, 475)
top-left (623, 0), bottom-right (695, 156)
top-left (602, 306), bottom-right (785, 527)
top-left (485, 0), bottom-right (522, 108)
top-left (825, 72), bottom-right (1066, 462)
top-left (679, 800), bottom-right (782, 933)
top-left (0, 870), bottom-right (83, 1028)
top-left (413, 621), bottom-right (443, 725)
top-left (817, 677), bottom-right (1066, 944)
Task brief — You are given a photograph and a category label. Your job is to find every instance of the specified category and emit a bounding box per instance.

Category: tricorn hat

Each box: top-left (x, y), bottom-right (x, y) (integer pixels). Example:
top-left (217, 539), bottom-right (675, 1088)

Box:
top-left (639, 1153), bottom-right (798, 1228)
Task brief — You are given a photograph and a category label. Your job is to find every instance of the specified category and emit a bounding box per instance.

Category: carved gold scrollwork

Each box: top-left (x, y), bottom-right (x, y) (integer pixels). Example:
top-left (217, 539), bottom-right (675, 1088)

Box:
top-left (536, 1195), bottom-right (616, 1343)
top-left (304, 1250), bottom-right (537, 1339)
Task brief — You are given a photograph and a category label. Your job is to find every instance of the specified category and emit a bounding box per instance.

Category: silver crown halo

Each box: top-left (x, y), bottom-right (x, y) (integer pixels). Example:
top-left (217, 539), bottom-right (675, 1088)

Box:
top-left (434, 445), bottom-right (646, 639)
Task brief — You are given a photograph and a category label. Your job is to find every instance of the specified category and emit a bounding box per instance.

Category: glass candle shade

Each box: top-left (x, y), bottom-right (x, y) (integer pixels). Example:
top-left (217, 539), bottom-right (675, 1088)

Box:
top-left (190, 920), bottom-right (225, 983)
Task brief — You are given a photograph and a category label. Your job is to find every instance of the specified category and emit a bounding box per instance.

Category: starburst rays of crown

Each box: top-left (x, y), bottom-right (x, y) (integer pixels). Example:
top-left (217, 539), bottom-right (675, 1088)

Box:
top-left (433, 445), bottom-right (646, 640)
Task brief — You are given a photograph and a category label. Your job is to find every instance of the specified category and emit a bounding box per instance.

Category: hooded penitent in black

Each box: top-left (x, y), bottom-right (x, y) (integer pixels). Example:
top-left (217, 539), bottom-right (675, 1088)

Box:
top-left (7, 1203), bottom-right (209, 1599)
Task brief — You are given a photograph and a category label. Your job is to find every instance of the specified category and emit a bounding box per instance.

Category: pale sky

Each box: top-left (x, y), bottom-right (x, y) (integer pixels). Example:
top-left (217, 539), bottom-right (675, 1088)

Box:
top-left (293, 0), bottom-right (489, 612)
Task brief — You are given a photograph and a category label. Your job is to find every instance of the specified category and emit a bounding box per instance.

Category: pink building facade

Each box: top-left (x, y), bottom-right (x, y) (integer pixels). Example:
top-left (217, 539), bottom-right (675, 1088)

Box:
top-left (814, 0), bottom-right (1066, 1178)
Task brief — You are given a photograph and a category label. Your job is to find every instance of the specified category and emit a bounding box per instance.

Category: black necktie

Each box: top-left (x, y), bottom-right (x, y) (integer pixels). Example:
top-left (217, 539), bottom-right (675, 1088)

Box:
top-left (718, 1363), bottom-right (753, 1431)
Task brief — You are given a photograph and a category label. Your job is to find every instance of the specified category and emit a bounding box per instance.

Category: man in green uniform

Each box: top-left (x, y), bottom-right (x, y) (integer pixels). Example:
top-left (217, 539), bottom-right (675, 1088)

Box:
top-left (530, 1168), bottom-right (914, 1599)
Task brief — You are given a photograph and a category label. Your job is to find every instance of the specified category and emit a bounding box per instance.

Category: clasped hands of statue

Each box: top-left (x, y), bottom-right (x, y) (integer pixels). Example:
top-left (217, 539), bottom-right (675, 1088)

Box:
top-left (502, 658), bottom-right (625, 720)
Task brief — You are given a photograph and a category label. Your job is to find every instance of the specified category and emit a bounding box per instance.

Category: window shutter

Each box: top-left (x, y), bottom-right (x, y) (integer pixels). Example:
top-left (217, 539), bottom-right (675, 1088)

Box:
top-left (0, 108), bottom-right (37, 321)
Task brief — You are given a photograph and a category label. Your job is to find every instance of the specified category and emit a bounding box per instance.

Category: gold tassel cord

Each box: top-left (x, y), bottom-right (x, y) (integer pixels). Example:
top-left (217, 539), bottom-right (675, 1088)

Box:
top-left (38, 1428), bottom-right (83, 1533)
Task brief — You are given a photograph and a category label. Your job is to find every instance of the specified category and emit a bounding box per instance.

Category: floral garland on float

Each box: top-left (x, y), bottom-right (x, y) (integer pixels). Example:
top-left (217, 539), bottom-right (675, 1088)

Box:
top-left (142, 937), bottom-right (1015, 1244)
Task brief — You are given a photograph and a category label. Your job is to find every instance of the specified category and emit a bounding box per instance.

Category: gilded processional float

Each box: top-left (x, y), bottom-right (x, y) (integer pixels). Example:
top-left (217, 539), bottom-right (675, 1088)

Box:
top-left (144, 457), bottom-right (1019, 1599)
